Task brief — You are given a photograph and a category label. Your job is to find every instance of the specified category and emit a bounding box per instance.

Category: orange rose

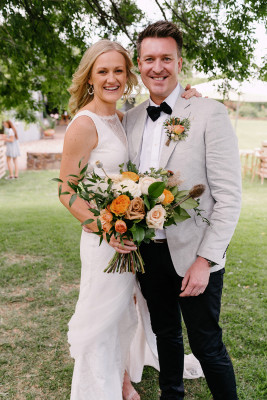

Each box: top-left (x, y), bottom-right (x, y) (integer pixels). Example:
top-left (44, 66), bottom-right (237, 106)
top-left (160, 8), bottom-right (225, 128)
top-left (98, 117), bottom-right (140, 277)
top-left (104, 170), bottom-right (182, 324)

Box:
top-left (121, 171), bottom-right (139, 182)
top-left (115, 220), bottom-right (127, 234)
top-left (173, 125), bottom-right (185, 135)
top-left (162, 189), bottom-right (174, 205)
top-left (110, 195), bottom-right (131, 216)
top-left (100, 209), bottom-right (113, 222)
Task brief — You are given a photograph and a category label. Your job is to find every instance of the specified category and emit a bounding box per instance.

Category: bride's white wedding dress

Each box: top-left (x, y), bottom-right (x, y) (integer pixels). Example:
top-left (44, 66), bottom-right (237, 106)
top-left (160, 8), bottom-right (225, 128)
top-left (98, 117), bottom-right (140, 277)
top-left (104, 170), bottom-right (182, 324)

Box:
top-left (66, 110), bottom-right (203, 400)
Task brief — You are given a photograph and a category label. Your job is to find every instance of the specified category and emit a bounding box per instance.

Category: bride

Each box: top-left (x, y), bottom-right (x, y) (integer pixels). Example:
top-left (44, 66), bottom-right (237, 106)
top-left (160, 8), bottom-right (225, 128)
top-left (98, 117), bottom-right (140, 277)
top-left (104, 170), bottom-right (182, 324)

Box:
top-left (59, 39), bottom-right (202, 400)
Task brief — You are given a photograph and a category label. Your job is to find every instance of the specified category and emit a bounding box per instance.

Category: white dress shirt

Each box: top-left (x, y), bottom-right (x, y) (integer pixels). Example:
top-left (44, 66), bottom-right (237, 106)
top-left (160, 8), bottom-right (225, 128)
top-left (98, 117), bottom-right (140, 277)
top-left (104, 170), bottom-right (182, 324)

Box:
top-left (139, 83), bottom-right (181, 239)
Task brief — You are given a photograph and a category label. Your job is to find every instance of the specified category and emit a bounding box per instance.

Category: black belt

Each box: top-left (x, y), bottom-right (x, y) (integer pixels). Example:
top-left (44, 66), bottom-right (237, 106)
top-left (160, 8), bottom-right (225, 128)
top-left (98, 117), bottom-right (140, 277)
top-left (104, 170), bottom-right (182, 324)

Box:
top-left (153, 239), bottom-right (167, 244)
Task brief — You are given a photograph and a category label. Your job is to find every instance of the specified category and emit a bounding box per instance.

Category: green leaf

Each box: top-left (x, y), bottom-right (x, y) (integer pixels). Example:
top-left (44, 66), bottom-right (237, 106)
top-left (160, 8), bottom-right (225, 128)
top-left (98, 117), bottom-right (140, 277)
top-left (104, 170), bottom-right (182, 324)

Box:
top-left (51, 178), bottom-right (63, 183)
top-left (143, 194), bottom-right (150, 210)
top-left (67, 174), bottom-right (79, 178)
top-left (90, 209), bottom-right (100, 216)
top-left (126, 161), bottom-right (139, 174)
top-left (148, 182), bottom-right (165, 198)
top-left (69, 194), bottom-right (77, 207)
top-left (180, 198), bottom-right (198, 209)
top-left (58, 184), bottom-right (62, 197)
top-left (78, 158), bottom-right (84, 169)
top-left (130, 224), bottom-right (145, 244)
top-left (97, 218), bottom-right (102, 231)
top-left (144, 228), bottom-right (155, 240)
top-left (175, 190), bottom-right (189, 200)
top-left (81, 218), bottom-right (94, 226)
top-left (67, 181), bottom-right (78, 191)
top-left (170, 186), bottom-right (178, 196)
top-left (60, 191), bottom-right (70, 195)
top-left (173, 211), bottom-right (191, 222)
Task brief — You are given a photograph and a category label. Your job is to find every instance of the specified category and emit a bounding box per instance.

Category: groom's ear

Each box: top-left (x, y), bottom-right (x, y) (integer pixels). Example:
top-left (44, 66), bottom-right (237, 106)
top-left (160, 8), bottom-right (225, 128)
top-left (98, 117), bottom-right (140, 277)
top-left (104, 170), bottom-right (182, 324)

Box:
top-left (177, 57), bottom-right (183, 74)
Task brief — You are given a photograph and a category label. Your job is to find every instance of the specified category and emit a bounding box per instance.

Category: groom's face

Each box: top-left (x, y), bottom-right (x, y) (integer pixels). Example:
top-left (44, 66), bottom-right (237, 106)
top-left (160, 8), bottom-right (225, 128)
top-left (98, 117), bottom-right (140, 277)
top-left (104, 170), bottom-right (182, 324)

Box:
top-left (137, 37), bottom-right (182, 105)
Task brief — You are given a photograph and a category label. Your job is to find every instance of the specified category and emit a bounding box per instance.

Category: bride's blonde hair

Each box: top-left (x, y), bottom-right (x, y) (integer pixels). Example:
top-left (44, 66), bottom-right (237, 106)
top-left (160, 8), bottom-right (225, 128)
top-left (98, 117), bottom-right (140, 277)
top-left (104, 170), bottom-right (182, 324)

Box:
top-left (68, 40), bottom-right (138, 116)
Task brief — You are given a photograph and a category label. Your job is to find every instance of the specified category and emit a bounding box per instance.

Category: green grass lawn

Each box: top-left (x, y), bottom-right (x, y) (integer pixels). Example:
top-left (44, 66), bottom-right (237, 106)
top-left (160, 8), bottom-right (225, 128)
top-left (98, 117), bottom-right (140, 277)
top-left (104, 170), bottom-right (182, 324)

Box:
top-left (231, 118), bottom-right (267, 150)
top-left (0, 171), bottom-right (266, 399)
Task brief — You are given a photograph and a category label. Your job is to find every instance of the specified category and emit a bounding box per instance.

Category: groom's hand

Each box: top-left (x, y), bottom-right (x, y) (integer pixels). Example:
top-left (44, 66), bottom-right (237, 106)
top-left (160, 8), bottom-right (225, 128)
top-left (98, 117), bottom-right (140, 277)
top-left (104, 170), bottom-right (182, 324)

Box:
top-left (109, 235), bottom-right (137, 254)
top-left (179, 257), bottom-right (210, 297)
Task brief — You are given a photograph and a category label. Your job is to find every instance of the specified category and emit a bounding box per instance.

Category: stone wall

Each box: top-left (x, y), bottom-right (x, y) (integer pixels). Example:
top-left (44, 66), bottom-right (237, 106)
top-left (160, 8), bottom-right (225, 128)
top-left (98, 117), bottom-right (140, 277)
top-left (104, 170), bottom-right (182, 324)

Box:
top-left (27, 152), bottom-right (62, 170)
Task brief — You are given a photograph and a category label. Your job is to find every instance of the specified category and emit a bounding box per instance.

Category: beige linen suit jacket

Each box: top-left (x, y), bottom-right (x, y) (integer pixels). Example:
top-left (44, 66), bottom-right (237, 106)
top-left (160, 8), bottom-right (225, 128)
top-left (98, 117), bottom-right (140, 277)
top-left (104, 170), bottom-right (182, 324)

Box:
top-left (123, 88), bottom-right (242, 277)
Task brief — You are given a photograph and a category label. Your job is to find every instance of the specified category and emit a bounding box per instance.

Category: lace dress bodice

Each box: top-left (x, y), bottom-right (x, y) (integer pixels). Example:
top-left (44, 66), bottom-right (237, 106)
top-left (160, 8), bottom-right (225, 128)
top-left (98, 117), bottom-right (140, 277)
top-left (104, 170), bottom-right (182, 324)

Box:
top-left (66, 110), bottom-right (128, 174)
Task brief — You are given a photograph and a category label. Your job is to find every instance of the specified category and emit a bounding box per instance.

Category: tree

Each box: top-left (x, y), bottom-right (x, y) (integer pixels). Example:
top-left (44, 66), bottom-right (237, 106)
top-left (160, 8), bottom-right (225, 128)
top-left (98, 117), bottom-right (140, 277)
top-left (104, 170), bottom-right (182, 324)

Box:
top-left (0, 0), bottom-right (266, 121)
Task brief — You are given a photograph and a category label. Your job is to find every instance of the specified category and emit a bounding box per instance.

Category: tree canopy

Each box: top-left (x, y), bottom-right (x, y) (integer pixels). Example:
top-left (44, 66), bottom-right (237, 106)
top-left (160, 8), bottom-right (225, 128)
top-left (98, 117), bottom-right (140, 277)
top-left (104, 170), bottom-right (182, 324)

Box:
top-left (0, 0), bottom-right (266, 121)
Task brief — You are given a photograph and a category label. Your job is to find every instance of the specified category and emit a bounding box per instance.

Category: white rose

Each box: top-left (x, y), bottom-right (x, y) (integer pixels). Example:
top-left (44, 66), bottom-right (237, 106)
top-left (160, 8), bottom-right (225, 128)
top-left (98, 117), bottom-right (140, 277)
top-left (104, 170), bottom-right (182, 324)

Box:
top-left (113, 179), bottom-right (142, 198)
top-left (139, 176), bottom-right (158, 195)
top-left (146, 205), bottom-right (166, 230)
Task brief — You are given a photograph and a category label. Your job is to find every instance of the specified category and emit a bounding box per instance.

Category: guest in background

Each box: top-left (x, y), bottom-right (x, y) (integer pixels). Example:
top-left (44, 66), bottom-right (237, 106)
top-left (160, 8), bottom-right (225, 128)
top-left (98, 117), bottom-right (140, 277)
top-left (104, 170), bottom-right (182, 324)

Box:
top-left (0, 120), bottom-right (20, 179)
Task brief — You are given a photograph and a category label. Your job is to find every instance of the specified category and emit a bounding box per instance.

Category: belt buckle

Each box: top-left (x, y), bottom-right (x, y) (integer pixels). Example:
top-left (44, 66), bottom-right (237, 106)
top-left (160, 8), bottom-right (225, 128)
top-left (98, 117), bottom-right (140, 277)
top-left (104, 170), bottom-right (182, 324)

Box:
top-left (153, 239), bottom-right (167, 244)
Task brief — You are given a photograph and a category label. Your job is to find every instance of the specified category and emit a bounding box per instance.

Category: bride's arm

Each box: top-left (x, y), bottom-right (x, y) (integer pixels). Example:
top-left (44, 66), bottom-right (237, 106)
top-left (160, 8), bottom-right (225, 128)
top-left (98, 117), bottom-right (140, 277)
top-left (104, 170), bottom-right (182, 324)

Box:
top-left (59, 116), bottom-right (99, 232)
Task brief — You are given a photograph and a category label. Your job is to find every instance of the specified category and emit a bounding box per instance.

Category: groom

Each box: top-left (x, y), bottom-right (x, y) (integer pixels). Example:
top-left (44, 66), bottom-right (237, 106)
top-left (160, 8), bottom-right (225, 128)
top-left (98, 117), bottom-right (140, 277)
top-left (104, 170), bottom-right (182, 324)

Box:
top-left (123, 21), bottom-right (242, 400)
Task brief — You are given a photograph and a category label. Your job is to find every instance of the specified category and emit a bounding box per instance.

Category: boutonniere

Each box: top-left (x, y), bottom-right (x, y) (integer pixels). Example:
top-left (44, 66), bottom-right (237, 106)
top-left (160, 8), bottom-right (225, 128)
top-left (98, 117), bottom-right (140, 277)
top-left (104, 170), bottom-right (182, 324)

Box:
top-left (164, 116), bottom-right (191, 146)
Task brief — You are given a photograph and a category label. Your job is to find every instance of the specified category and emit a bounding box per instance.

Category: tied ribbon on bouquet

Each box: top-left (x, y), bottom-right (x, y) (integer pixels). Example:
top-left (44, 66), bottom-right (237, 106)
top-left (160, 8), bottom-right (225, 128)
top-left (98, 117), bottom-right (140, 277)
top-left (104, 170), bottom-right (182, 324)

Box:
top-left (53, 161), bottom-right (209, 274)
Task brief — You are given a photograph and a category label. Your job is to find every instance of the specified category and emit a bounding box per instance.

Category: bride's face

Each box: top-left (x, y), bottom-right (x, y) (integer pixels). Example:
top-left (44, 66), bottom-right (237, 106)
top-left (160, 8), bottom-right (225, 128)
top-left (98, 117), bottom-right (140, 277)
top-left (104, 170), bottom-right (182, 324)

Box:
top-left (89, 50), bottom-right (127, 104)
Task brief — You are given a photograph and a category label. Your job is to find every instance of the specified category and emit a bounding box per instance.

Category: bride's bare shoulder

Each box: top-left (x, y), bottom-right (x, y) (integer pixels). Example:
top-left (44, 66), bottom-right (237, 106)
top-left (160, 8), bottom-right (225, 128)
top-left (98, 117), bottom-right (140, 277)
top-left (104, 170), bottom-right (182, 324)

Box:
top-left (116, 110), bottom-right (124, 122)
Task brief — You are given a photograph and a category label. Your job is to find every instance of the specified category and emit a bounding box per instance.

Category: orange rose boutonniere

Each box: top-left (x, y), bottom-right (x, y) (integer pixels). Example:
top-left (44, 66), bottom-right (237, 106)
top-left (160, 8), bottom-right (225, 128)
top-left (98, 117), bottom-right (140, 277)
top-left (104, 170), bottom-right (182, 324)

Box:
top-left (164, 116), bottom-right (190, 146)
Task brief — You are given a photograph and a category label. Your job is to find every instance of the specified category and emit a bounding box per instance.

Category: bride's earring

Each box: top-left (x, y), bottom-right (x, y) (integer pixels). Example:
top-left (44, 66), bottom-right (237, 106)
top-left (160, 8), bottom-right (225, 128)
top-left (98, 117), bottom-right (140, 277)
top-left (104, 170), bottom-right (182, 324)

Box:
top-left (88, 84), bottom-right (94, 95)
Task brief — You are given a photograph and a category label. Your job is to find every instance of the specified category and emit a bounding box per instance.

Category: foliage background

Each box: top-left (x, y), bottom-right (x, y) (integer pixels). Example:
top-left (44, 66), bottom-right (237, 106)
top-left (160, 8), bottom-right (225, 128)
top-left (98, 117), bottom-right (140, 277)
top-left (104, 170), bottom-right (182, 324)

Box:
top-left (0, 0), bottom-right (266, 120)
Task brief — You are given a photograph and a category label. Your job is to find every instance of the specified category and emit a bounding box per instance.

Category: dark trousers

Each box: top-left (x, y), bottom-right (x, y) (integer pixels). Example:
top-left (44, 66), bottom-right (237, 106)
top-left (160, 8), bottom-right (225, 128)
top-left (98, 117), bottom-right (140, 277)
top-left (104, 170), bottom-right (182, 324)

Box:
top-left (137, 242), bottom-right (238, 400)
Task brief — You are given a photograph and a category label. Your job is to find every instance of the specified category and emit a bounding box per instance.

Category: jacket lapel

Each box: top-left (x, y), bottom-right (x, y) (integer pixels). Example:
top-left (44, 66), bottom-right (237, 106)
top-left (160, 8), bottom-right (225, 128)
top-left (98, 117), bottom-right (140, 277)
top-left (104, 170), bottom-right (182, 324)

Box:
top-left (159, 91), bottom-right (192, 169)
top-left (130, 100), bottom-right (149, 166)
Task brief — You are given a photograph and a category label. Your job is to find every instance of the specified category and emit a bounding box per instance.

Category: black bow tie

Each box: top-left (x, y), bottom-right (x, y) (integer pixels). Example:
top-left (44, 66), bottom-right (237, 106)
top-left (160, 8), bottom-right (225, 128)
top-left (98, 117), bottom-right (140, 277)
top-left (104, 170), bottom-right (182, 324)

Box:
top-left (146, 101), bottom-right (172, 122)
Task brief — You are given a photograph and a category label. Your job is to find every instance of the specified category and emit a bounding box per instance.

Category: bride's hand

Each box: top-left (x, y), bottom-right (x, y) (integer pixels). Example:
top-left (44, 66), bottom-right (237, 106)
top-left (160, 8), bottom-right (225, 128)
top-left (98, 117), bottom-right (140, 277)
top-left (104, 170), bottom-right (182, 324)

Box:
top-left (109, 235), bottom-right (137, 254)
top-left (182, 84), bottom-right (202, 99)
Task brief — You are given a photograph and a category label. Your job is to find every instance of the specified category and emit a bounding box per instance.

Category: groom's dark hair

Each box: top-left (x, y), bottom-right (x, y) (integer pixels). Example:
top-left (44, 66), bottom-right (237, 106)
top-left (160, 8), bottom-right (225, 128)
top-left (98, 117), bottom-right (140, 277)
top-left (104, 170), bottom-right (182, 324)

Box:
top-left (137, 21), bottom-right (183, 57)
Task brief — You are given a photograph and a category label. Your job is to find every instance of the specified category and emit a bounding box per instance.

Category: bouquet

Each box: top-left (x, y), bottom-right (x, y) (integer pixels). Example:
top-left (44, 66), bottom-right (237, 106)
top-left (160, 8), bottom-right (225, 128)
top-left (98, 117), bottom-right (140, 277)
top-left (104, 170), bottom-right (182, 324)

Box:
top-left (55, 161), bottom-right (207, 274)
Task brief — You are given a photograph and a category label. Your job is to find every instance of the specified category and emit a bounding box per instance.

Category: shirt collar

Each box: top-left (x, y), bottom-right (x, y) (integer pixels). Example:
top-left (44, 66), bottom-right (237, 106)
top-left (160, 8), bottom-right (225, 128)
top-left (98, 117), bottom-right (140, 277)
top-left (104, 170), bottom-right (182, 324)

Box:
top-left (149, 83), bottom-right (181, 109)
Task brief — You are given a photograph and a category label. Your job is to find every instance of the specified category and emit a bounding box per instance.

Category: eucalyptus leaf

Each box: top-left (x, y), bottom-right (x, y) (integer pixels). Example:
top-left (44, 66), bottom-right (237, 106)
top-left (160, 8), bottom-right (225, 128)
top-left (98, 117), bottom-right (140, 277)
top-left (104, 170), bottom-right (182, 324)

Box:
top-left (81, 218), bottom-right (94, 226)
top-left (51, 178), bottom-right (63, 183)
top-left (69, 194), bottom-right (77, 207)
top-left (90, 209), bottom-right (100, 216)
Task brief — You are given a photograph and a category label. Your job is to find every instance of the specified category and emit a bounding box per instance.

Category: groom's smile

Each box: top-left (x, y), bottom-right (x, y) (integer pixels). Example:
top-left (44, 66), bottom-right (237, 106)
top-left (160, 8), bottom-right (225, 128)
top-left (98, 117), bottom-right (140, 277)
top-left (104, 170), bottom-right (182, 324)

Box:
top-left (137, 37), bottom-right (182, 105)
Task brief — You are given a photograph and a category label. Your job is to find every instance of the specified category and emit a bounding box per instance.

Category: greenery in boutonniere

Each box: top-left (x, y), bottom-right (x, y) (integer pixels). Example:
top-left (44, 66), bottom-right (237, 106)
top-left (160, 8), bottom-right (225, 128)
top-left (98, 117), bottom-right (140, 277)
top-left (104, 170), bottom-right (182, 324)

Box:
top-left (164, 116), bottom-right (190, 146)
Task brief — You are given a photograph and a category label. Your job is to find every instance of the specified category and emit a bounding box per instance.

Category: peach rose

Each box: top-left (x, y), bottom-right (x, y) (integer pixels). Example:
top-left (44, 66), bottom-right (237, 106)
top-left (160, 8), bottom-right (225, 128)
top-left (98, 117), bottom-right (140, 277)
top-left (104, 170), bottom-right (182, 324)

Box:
top-left (173, 125), bottom-right (184, 135)
top-left (100, 209), bottom-right (113, 222)
top-left (122, 171), bottom-right (139, 182)
top-left (110, 195), bottom-right (131, 216)
top-left (146, 205), bottom-right (166, 230)
top-left (115, 220), bottom-right (127, 234)
top-left (125, 197), bottom-right (145, 220)
top-left (161, 189), bottom-right (174, 205)
top-left (99, 209), bottom-right (113, 233)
